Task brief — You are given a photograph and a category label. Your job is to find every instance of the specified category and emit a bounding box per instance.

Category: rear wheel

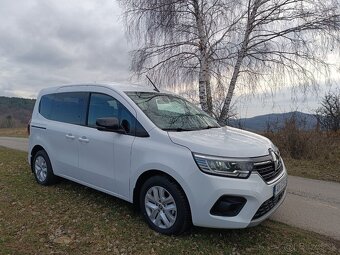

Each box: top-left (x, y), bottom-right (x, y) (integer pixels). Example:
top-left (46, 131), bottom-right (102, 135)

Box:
top-left (32, 150), bottom-right (57, 185)
top-left (140, 175), bottom-right (191, 235)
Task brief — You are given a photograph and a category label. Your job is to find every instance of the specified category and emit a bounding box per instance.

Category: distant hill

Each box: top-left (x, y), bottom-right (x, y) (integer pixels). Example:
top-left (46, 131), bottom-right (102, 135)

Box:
top-left (0, 96), bottom-right (35, 128)
top-left (228, 111), bottom-right (317, 132)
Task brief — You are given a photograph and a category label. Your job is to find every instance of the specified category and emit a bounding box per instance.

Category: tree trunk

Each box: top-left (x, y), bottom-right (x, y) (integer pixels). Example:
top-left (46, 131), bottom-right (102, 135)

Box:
top-left (192, 0), bottom-right (213, 114)
top-left (218, 50), bottom-right (245, 123)
top-left (218, 0), bottom-right (260, 123)
top-left (198, 55), bottom-right (213, 113)
top-left (205, 71), bottom-right (213, 114)
top-left (198, 59), bottom-right (209, 112)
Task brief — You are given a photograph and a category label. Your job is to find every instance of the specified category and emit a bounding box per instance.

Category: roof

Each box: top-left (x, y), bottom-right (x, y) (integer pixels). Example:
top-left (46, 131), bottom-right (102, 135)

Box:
top-left (40, 82), bottom-right (171, 94)
top-left (101, 82), bottom-right (159, 92)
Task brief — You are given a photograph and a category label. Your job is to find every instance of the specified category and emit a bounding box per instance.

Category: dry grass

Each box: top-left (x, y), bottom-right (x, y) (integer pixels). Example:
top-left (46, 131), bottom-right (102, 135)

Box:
top-left (284, 156), bottom-right (340, 183)
top-left (0, 147), bottom-right (339, 255)
top-left (263, 116), bottom-right (340, 182)
top-left (0, 128), bottom-right (27, 138)
top-left (270, 130), bottom-right (340, 183)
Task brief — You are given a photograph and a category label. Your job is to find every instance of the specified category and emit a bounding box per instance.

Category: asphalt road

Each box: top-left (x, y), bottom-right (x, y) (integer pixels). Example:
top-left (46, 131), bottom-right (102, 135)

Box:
top-left (0, 137), bottom-right (28, 152)
top-left (271, 176), bottom-right (340, 240)
top-left (1, 136), bottom-right (340, 240)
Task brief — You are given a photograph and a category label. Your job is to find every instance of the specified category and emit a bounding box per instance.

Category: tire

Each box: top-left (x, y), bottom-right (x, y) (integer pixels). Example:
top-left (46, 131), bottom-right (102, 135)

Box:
top-left (140, 175), bottom-right (191, 235)
top-left (32, 150), bottom-right (57, 186)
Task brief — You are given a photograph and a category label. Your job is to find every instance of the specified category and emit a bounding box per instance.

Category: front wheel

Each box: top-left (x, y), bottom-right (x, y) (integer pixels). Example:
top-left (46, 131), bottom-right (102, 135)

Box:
top-left (140, 176), bottom-right (191, 235)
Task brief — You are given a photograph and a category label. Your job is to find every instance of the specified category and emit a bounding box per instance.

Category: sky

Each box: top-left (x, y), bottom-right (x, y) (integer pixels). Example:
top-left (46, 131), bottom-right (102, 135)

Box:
top-left (0, 0), bottom-right (338, 118)
top-left (0, 0), bottom-right (131, 97)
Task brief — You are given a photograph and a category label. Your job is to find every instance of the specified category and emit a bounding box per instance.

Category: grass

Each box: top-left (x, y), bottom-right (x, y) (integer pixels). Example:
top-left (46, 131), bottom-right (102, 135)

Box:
top-left (0, 147), bottom-right (339, 254)
top-left (0, 127), bottom-right (27, 138)
top-left (264, 129), bottom-right (340, 183)
top-left (282, 136), bottom-right (340, 183)
top-left (284, 156), bottom-right (340, 183)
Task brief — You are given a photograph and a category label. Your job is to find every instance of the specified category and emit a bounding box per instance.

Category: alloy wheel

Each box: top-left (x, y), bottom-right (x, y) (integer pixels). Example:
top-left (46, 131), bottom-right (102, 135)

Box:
top-left (144, 186), bottom-right (177, 229)
top-left (34, 155), bottom-right (48, 183)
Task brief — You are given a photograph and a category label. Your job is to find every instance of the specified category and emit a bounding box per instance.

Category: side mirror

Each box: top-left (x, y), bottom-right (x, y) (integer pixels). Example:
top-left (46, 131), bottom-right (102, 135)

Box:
top-left (96, 117), bottom-right (126, 134)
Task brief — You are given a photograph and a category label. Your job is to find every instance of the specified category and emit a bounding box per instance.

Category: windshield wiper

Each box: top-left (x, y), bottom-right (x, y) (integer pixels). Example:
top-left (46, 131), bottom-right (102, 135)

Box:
top-left (163, 128), bottom-right (193, 132)
top-left (203, 125), bottom-right (220, 130)
top-left (163, 126), bottom-right (219, 132)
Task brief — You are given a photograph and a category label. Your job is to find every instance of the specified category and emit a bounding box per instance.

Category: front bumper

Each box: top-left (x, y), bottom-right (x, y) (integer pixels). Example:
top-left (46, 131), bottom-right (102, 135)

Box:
top-left (248, 188), bottom-right (286, 227)
top-left (188, 164), bottom-right (287, 229)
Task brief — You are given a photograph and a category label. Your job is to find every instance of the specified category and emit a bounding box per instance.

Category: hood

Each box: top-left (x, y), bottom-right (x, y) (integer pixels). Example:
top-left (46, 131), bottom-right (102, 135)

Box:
top-left (168, 126), bottom-right (273, 158)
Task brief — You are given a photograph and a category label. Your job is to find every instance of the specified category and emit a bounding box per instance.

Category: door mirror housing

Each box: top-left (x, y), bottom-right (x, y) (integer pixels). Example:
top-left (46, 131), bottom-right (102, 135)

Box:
top-left (96, 117), bottom-right (126, 134)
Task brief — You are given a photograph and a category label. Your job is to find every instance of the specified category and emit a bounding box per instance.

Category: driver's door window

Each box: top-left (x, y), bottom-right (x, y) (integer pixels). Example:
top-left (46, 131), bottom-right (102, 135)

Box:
top-left (87, 93), bottom-right (135, 135)
top-left (87, 93), bottom-right (119, 127)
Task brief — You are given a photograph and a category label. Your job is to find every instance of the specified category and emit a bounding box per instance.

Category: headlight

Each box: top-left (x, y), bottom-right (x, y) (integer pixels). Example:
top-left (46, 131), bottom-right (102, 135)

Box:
top-left (193, 153), bottom-right (254, 178)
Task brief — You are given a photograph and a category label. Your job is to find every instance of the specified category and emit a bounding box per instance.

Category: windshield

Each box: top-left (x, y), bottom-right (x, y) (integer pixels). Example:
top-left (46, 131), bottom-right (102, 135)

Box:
top-left (126, 92), bottom-right (220, 131)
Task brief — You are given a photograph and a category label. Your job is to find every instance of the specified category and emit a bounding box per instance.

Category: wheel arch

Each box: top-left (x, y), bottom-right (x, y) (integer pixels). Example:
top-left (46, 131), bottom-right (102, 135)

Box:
top-left (30, 145), bottom-right (46, 172)
top-left (133, 169), bottom-right (192, 216)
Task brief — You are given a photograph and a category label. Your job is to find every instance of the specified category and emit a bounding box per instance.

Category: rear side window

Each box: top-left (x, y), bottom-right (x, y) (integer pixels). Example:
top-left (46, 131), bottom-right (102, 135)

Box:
top-left (39, 92), bottom-right (89, 125)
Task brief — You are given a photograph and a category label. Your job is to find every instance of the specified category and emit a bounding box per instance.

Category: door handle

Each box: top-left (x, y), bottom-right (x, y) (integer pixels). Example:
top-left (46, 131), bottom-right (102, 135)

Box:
top-left (78, 136), bottom-right (89, 143)
top-left (65, 134), bottom-right (75, 140)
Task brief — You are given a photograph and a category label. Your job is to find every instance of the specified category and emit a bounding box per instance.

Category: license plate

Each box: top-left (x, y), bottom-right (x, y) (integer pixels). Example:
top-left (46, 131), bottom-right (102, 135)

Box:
top-left (273, 177), bottom-right (287, 197)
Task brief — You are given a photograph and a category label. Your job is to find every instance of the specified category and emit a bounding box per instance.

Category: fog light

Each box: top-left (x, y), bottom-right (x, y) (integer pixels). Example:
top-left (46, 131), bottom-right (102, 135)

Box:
top-left (210, 196), bottom-right (247, 217)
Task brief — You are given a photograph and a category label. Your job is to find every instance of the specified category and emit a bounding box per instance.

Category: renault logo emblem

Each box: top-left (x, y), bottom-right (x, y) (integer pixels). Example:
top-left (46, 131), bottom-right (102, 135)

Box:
top-left (269, 148), bottom-right (279, 169)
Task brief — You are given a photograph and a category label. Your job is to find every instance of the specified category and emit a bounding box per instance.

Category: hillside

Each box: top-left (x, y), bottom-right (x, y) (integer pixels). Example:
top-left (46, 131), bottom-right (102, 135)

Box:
top-left (0, 96), bottom-right (35, 128)
top-left (228, 111), bottom-right (317, 132)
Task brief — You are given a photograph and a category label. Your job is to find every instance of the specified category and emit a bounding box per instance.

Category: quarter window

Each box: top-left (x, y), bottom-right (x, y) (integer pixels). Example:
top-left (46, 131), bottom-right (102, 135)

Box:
top-left (39, 94), bottom-right (54, 119)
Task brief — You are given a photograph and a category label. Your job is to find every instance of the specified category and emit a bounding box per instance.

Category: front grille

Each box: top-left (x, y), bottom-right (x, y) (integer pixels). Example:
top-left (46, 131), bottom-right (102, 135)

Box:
top-left (254, 159), bottom-right (283, 182)
top-left (252, 190), bottom-right (285, 220)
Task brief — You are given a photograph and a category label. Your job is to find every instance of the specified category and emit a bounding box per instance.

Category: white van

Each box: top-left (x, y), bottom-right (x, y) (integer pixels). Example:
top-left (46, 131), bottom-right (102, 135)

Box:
top-left (28, 83), bottom-right (287, 235)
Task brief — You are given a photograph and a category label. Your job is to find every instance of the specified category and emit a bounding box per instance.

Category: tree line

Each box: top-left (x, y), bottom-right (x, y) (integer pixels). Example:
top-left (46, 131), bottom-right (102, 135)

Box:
top-left (0, 96), bottom-right (35, 128)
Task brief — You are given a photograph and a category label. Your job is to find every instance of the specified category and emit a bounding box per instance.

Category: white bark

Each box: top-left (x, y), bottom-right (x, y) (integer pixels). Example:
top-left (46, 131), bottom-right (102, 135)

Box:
top-left (193, 0), bottom-right (213, 114)
top-left (198, 57), bottom-right (209, 112)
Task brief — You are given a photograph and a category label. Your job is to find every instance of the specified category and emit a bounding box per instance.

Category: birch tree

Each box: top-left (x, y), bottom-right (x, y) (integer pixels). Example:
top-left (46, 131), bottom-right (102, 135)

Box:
top-left (119, 0), bottom-right (243, 115)
top-left (119, 0), bottom-right (340, 122)
top-left (217, 0), bottom-right (340, 122)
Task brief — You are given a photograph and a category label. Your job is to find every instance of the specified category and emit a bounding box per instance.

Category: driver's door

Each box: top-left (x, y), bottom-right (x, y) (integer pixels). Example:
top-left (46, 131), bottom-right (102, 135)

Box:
top-left (77, 89), bottom-right (136, 199)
